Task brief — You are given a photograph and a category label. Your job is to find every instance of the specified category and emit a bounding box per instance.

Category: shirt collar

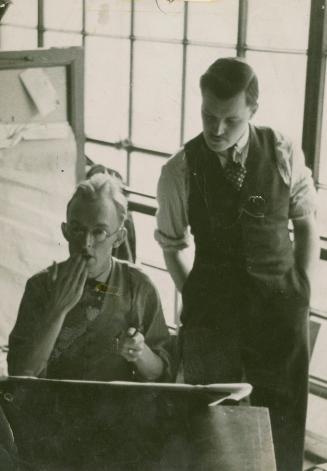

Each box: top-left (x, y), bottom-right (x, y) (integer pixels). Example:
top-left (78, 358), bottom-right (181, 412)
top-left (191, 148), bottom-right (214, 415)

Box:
top-left (217, 125), bottom-right (250, 167)
top-left (104, 257), bottom-right (123, 296)
top-left (234, 125), bottom-right (249, 154)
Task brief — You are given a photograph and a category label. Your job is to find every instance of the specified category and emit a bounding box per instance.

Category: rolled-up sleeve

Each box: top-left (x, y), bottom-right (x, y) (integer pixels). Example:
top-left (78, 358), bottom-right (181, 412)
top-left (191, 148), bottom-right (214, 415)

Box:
top-left (155, 149), bottom-right (191, 251)
top-left (289, 144), bottom-right (317, 219)
top-left (274, 131), bottom-right (317, 220)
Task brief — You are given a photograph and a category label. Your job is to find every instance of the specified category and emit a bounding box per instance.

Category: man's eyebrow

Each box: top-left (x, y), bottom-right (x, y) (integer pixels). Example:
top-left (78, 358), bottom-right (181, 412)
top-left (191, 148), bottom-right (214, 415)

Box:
top-left (94, 223), bottom-right (111, 229)
top-left (203, 110), bottom-right (240, 119)
top-left (68, 221), bottom-right (111, 230)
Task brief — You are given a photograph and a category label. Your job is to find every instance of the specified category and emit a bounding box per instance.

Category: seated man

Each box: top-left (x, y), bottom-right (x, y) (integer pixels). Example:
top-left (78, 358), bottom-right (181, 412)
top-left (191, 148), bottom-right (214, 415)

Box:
top-left (7, 173), bottom-right (171, 382)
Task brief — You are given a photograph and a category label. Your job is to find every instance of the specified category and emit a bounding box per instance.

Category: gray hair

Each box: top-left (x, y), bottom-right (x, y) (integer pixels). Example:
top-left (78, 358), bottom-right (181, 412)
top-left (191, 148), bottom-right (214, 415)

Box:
top-left (67, 173), bottom-right (127, 224)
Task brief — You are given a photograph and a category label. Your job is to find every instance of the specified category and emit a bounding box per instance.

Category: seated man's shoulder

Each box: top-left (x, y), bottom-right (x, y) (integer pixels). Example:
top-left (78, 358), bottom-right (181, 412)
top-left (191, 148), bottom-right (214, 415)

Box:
top-left (114, 258), bottom-right (157, 293)
top-left (25, 262), bottom-right (65, 290)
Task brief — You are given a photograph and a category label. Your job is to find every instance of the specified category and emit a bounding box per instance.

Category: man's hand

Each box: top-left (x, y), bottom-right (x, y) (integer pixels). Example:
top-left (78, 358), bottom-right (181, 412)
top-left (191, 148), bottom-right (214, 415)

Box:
top-left (8, 256), bottom-right (89, 377)
top-left (48, 255), bottom-right (88, 316)
top-left (119, 327), bottom-right (145, 363)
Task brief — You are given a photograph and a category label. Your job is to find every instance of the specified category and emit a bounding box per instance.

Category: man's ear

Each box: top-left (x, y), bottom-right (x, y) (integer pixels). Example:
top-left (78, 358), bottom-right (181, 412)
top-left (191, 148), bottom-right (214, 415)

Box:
top-left (61, 222), bottom-right (69, 241)
top-left (113, 226), bottom-right (127, 248)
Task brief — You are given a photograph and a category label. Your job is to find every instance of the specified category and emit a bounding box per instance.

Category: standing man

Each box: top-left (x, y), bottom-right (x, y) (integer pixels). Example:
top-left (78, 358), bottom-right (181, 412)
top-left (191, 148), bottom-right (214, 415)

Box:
top-left (155, 57), bottom-right (319, 471)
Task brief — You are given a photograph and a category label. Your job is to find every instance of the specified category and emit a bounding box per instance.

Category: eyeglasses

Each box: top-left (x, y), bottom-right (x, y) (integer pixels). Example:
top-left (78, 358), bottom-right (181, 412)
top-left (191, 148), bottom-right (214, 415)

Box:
top-left (65, 224), bottom-right (122, 244)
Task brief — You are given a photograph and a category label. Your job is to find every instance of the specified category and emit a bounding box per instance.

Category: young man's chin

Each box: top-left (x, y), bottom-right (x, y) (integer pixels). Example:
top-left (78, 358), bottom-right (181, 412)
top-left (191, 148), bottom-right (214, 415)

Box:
top-left (208, 142), bottom-right (229, 153)
top-left (204, 135), bottom-right (229, 153)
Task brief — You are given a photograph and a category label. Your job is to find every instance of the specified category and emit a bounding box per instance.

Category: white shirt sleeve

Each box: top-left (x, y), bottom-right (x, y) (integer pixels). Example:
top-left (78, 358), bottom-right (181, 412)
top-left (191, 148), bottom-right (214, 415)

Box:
top-left (154, 149), bottom-right (191, 251)
top-left (273, 131), bottom-right (317, 220)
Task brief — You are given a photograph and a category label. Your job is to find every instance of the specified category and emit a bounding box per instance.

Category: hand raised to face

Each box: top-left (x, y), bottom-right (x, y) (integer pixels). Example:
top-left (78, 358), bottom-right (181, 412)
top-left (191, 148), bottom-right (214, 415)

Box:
top-left (47, 255), bottom-right (89, 317)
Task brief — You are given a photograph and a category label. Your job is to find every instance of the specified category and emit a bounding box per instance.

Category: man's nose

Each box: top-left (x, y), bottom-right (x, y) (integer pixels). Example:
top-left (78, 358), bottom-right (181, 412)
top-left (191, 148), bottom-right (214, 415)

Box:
top-left (80, 231), bottom-right (94, 249)
top-left (212, 119), bottom-right (226, 135)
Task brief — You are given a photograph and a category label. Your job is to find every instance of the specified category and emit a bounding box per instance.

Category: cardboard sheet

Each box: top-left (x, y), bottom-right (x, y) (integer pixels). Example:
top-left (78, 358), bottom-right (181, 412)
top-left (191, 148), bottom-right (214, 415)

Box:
top-left (0, 123), bottom-right (77, 347)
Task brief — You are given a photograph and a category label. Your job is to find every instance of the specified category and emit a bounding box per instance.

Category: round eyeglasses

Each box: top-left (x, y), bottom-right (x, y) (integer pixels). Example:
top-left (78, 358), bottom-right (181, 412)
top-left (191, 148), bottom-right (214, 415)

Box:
top-left (65, 224), bottom-right (122, 244)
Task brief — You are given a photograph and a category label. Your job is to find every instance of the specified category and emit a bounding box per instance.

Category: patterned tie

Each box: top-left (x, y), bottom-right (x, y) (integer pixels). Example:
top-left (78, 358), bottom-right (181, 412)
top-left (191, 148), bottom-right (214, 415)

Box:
top-left (224, 159), bottom-right (247, 191)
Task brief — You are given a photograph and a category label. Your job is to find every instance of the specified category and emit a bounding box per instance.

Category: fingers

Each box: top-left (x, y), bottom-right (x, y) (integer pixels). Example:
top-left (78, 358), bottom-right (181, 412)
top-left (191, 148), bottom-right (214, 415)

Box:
top-left (60, 255), bottom-right (87, 288)
top-left (50, 261), bottom-right (58, 283)
top-left (69, 254), bottom-right (86, 281)
top-left (48, 256), bottom-right (88, 314)
top-left (119, 330), bottom-right (145, 362)
top-left (122, 344), bottom-right (143, 362)
top-left (126, 327), bottom-right (138, 338)
top-left (125, 348), bottom-right (142, 362)
top-left (125, 331), bottom-right (144, 347)
top-left (75, 256), bottom-right (88, 283)
top-left (76, 265), bottom-right (88, 295)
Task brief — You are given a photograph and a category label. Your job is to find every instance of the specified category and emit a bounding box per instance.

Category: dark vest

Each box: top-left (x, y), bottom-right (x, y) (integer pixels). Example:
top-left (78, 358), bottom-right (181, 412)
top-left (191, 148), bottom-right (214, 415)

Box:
top-left (185, 126), bottom-right (294, 282)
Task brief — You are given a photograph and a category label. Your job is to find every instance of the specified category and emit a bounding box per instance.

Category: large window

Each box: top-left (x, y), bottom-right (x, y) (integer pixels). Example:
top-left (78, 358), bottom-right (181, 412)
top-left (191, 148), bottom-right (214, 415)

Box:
top-left (1, 0), bottom-right (327, 456)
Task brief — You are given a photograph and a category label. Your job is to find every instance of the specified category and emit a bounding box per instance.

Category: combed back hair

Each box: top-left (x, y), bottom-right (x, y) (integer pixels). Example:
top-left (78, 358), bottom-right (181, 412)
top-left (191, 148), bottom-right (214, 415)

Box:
top-left (200, 57), bottom-right (259, 109)
top-left (67, 173), bottom-right (127, 224)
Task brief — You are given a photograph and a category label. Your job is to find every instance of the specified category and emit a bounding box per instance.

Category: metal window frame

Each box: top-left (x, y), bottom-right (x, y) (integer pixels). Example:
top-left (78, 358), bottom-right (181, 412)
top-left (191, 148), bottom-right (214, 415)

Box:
top-left (236, 0), bottom-right (248, 57)
top-left (302, 0), bottom-right (327, 179)
top-left (37, 0), bottom-right (44, 47)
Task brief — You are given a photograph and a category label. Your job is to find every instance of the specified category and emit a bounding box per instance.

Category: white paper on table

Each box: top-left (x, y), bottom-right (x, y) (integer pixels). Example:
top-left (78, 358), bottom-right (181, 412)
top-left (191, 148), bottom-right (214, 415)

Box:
top-left (19, 68), bottom-right (60, 117)
top-left (4, 378), bottom-right (253, 407)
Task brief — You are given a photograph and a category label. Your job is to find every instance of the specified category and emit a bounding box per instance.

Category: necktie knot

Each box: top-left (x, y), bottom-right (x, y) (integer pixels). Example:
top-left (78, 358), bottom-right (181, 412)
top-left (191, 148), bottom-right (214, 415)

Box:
top-left (224, 159), bottom-right (247, 191)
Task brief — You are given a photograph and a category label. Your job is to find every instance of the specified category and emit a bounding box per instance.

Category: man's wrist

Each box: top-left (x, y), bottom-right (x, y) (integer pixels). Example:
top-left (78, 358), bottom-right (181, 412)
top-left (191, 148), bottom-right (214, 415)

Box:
top-left (134, 346), bottom-right (164, 381)
top-left (47, 303), bottom-right (68, 322)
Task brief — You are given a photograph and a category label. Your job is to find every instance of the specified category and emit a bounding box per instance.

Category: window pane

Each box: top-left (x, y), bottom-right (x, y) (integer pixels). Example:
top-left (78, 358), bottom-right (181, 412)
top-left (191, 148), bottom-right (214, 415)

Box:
top-left (44, 32), bottom-right (82, 47)
top-left (133, 212), bottom-right (165, 269)
top-left (85, 0), bottom-right (131, 37)
top-left (317, 190), bottom-right (327, 238)
top-left (132, 42), bottom-right (182, 153)
top-left (184, 47), bottom-right (234, 143)
top-left (2, 0), bottom-right (37, 27)
top-left (130, 152), bottom-right (166, 197)
top-left (0, 26), bottom-right (37, 50)
top-left (318, 69), bottom-right (327, 185)
top-left (247, 0), bottom-right (310, 50)
top-left (311, 259), bottom-right (327, 314)
top-left (247, 51), bottom-right (307, 143)
top-left (188, 0), bottom-right (238, 45)
top-left (85, 141), bottom-right (127, 181)
top-left (85, 37), bottom-right (130, 142)
top-left (141, 264), bottom-right (176, 326)
top-left (134, 0), bottom-right (183, 40)
top-left (310, 318), bottom-right (327, 381)
top-left (44, 0), bottom-right (83, 32)
top-left (306, 394), bottom-right (327, 456)
top-left (311, 193), bottom-right (327, 313)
